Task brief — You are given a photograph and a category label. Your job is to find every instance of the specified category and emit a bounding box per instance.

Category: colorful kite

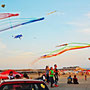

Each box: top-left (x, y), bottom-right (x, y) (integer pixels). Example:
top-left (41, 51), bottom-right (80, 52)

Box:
top-left (0, 13), bottom-right (19, 20)
top-left (39, 42), bottom-right (90, 59)
top-left (0, 10), bottom-right (57, 32)
top-left (0, 17), bottom-right (44, 32)
top-left (31, 42), bottom-right (90, 65)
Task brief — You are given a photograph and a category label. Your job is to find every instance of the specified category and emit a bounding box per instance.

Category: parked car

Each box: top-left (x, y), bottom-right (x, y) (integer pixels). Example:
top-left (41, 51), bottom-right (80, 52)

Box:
top-left (0, 79), bottom-right (49, 90)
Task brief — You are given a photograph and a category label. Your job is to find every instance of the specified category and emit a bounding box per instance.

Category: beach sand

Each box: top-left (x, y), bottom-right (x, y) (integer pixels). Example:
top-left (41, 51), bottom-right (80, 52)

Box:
top-left (48, 75), bottom-right (90, 90)
top-left (29, 74), bottom-right (90, 90)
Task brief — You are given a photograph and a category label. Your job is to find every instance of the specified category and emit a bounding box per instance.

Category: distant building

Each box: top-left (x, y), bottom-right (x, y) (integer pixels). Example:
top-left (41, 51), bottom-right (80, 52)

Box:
top-left (63, 66), bottom-right (79, 70)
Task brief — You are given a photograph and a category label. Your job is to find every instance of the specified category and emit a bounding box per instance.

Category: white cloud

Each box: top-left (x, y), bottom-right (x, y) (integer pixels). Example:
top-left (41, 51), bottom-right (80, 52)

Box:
top-left (82, 29), bottom-right (90, 32)
top-left (67, 20), bottom-right (90, 35)
top-left (79, 28), bottom-right (90, 33)
top-left (85, 12), bottom-right (90, 18)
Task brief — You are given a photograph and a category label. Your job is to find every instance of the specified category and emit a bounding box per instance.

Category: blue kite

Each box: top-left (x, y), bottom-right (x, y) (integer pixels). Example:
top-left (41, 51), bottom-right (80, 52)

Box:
top-left (0, 17), bottom-right (44, 32)
top-left (13, 34), bottom-right (23, 40)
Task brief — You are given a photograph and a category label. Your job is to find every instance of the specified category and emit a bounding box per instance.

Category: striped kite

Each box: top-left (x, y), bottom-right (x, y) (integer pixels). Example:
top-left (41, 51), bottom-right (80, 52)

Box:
top-left (0, 13), bottom-right (19, 20)
top-left (31, 42), bottom-right (90, 65)
top-left (40, 42), bottom-right (90, 59)
top-left (0, 10), bottom-right (57, 32)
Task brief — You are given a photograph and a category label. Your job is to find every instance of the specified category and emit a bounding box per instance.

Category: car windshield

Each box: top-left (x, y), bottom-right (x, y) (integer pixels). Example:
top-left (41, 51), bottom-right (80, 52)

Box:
top-left (0, 83), bottom-right (49, 90)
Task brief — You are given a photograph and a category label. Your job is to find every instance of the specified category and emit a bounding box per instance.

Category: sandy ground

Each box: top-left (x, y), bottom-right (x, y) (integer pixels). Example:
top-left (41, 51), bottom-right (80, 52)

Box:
top-left (48, 75), bottom-right (90, 90)
top-left (29, 74), bottom-right (90, 90)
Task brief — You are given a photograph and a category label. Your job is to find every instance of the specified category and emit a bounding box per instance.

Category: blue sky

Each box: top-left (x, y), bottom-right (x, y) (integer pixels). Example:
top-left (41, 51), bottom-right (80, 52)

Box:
top-left (0, 0), bottom-right (90, 69)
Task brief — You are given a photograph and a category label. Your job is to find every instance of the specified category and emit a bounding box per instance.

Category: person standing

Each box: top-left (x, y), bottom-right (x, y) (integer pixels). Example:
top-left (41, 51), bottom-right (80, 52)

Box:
top-left (54, 64), bottom-right (59, 87)
top-left (45, 66), bottom-right (50, 83)
top-left (85, 75), bottom-right (87, 81)
top-left (49, 67), bottom-right (54, 88)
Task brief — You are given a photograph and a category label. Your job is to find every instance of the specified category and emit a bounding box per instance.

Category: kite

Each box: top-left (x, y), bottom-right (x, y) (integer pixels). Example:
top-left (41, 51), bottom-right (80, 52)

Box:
top-left (47, 10), bottom-right (64, 16)
top-left (88, 58), bottom-right (90, 60)
top-left (0, 10), bottom-right (57, 32)
top-left (39, 42), bottom-right (90, 59)
top-left (47, 10), bottom-right (57, 15)
top-left (31, 42), bottom-right (90, 65)
top-left (0, 17), bottom-right (44, 32)
top-left (1, 4), bottom-right (5, 8)
top-left (0, 13), bottom-right (19, 20)
top-left (12, 34), bottom-right (23, 40)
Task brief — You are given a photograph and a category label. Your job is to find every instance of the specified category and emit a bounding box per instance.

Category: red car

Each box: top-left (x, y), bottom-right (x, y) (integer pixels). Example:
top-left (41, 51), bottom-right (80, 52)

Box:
top-left (0, 79), bottom-right (49, 90)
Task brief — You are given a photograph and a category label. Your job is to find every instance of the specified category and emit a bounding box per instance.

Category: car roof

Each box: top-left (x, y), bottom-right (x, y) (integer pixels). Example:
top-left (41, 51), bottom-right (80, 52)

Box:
top-left (0, 79), bottom-right (49, 90)
top-left (0, 79), bottom-right (43, 84)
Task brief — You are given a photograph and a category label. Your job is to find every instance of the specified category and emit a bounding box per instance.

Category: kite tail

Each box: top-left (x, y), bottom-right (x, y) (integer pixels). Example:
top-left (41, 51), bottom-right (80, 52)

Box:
top-left (31, 58), bottom-right (41, 65)
top-left (39, 45), bottom-right (90, 59)
top-left (47, 10), bottom-right (57, 15)
top-left (50, 45), bottom-right (90, 58)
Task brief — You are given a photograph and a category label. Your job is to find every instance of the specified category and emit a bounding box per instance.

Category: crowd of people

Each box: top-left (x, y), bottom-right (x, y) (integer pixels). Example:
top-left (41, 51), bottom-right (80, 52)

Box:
top-left (7, 64), bottom-right (80, 88)
top-left (7, 64), bottom-right (60, 88)
top-left (36, 64), bottom-right (80, 88)
top-left (42, 64), bottom-right (60, 88)
top-left (40, 64), bottom-right (80, 88)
